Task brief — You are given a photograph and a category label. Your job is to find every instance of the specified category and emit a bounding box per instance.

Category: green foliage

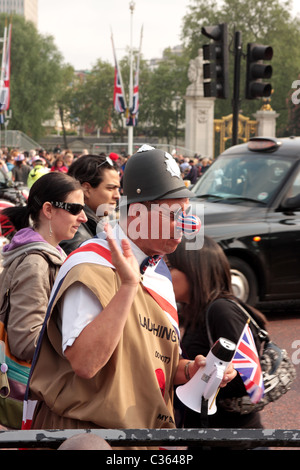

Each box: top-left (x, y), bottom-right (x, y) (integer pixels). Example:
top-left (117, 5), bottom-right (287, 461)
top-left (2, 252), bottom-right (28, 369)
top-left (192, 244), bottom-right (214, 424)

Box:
top-left (71, 60), bottom-right (115, 132)
top-left (1, 14), bottom-right (66, 140)
top-left (3, 0), bottom-right (298, 143)
top-left (137, 50), bottom-right (189, 142)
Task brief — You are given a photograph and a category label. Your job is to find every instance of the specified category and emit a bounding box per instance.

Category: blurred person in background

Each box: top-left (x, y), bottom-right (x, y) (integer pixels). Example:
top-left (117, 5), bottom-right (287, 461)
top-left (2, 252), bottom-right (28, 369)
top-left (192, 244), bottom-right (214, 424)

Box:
top-left (50, 156), bottom-right (68, 173)
top-left (11, 152), bottom-right (31, 184)
top-left (27, 156), bottom-right (49, 188)
top-left (63, 151), bottom-right (74, 169)
top-left (166, 236), bottom-right (267, 449)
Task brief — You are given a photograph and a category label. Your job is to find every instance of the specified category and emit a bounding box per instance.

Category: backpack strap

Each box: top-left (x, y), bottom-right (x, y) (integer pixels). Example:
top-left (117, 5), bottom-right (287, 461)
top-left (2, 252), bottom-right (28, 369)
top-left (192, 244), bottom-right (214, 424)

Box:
top-left (225, 298), bottom-right (269, 342)
top-left (205, 301), bottom-right (216, 348)
top-left (205, 297), bottom-right (269, 349)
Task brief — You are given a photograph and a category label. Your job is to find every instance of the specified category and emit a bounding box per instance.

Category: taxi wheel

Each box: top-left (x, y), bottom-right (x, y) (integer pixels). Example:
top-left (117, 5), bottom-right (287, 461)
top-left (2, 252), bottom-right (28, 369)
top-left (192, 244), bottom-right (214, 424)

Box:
top-left (228, 256), bottom-right (258, 305)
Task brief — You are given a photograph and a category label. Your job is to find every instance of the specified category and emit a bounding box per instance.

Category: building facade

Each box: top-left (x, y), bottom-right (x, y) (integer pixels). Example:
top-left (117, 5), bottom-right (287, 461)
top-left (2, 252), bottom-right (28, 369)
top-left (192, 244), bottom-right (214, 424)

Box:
top-left (0, 0), bottom-right (38, 27)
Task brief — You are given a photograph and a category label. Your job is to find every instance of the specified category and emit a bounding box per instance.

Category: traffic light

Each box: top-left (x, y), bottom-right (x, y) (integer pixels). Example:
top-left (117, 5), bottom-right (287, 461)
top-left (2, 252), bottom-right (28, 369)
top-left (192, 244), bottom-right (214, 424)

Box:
top-left (245, 43), bottom-right (273, 99)
top-left (201, 23), bottom-right (229, 99)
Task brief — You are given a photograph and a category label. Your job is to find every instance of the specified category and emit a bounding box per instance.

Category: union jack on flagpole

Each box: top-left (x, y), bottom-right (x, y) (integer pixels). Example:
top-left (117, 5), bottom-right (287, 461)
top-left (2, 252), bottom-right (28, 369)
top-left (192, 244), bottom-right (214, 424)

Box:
top-left (0, 20), bottom-right (12, 115)
top-left (126, 25), bottom-right (143, 127)
top-left (111, 4), bottom-right (142, 155)
top-left (111, 30), bottom-right (127, 114)
top-left (232, 320), bottom-right (264, 403)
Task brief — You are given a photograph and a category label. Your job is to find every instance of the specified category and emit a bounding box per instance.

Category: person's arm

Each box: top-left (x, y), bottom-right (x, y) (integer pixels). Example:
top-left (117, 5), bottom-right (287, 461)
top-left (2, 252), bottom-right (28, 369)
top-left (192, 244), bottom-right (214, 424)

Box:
top-left (174, 357), bottom-right (236, 386)
top-left (64, 224), bottom-right (140, 379)
top-left (7, 256), bottom-right (52, 362)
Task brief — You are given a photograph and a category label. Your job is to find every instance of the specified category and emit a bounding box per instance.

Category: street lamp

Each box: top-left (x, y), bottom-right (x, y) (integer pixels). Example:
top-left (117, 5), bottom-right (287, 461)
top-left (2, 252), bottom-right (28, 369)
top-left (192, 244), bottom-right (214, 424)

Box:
top-left (127, 1), bottom-right (135, 155)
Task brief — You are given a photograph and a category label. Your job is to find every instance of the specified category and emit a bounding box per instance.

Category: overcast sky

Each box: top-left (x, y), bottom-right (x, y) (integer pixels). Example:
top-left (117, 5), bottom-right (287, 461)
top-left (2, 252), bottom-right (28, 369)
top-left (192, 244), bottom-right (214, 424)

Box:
top-left (38, 0), bottom-right (191, 70)
top-left (38, 0), bottom-right (300, 71)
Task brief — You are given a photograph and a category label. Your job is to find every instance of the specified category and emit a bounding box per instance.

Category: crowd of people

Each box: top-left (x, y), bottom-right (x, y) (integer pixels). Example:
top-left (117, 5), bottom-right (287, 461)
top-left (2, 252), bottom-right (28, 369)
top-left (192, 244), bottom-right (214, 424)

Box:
top-left (0, 146), bottom-right (212, 190)
top-left (0, 146), bottom-right (115, 187)
top-left (0, 143), bottom-right (268, 451)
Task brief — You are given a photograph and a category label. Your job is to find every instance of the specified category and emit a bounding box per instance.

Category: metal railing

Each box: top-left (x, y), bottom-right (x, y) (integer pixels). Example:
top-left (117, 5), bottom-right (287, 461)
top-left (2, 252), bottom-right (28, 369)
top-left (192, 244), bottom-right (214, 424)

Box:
top-left (92, 142), bottom-right (197, 157)
top-left (0, 130), bottom-right (42, 151)
top-left (0, 429), bottom-right (300, 449)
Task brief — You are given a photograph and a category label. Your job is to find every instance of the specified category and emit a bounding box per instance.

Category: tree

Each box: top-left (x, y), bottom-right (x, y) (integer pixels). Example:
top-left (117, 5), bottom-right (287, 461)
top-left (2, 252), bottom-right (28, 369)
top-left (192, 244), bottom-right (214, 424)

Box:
top-left (72, 60), bottom-right (115, 134)
top-left (144, 49), bottom-right (189, 144)
top-left (128, 49), bottom-right (188, 143)
top-left (0, 14), bottom-right (66, 140)
top-left (56, 48), bottom-right (189, 144)
top-left (55, 64), bottom-right (75, 149)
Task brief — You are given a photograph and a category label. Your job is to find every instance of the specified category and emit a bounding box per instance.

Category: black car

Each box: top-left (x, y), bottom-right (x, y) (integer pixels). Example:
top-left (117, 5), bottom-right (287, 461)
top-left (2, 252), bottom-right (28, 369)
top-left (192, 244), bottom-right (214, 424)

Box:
top-left (190, 136), bottom-right (300, 306)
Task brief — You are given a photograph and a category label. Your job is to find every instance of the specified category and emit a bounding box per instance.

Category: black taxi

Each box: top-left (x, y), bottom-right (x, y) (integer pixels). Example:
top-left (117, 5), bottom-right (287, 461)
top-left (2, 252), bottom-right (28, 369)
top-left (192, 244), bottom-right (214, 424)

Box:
top-left (190, 136), bottom-right (300, 306)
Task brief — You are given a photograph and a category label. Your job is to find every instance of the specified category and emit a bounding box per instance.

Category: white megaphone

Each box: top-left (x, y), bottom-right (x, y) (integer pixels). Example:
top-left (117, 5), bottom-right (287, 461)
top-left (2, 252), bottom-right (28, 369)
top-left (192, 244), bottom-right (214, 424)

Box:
top-left (176, 338), bottom-right (236, 415)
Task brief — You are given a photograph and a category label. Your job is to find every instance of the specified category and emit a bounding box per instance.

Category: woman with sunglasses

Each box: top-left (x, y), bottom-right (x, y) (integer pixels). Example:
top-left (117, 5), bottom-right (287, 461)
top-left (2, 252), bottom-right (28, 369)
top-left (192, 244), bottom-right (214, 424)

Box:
top-left (0, 172), bottom-right (87, 429)
top-left (166, 236), bottom-right (268, 449)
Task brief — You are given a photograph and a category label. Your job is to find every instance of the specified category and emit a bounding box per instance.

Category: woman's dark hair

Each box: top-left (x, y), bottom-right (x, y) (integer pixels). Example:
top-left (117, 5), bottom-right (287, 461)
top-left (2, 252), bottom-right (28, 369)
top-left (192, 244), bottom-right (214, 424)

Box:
top-left (67, 154), bottom-right (117, 188)
top-left (3, 172), bottom-right (82, 231)
top-left (167, 236), bottom-right (266, 330)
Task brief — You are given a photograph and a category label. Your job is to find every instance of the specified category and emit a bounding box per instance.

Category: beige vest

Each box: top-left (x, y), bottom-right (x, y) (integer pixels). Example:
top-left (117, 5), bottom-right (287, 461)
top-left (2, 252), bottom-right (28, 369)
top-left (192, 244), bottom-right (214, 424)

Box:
top-left (29, 263), bottom-right (179, 429)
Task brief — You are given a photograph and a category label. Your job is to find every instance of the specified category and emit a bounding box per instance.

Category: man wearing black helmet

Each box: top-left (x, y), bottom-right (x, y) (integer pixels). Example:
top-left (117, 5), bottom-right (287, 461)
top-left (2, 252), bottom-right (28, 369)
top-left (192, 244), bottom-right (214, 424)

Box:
top-left (24, 145), bottom-right (235, 446)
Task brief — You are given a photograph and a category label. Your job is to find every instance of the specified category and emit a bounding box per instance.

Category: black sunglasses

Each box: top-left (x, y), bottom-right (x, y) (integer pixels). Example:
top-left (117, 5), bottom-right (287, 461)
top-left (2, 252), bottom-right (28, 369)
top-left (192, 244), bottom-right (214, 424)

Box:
top-left (51, 201), bottom-right (85, 215)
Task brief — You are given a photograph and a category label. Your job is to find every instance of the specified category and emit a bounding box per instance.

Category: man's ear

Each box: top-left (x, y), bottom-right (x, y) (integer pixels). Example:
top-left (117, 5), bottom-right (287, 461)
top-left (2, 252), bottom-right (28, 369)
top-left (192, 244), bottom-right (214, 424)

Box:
top-left (81, 182), bottom-right (91, 198)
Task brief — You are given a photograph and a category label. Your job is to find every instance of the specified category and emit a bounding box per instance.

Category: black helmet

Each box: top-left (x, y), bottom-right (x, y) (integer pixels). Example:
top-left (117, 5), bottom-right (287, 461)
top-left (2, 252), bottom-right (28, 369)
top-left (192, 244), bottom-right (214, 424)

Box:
top-left (122, 145), bottom-right (194, 204)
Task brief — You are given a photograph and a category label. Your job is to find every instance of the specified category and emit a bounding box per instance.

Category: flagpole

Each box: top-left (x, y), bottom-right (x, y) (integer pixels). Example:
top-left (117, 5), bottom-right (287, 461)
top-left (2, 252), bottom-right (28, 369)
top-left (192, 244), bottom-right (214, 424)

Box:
top-left (128, 1), bottom-right (135, 156)
top-left (0, 20), bottom-right (7, 86)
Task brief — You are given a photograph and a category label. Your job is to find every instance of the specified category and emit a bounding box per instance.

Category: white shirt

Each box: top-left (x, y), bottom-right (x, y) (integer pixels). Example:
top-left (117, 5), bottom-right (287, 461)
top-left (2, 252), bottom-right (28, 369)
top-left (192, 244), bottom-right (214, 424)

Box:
top-left (60, 225), bottom-right (147, 352)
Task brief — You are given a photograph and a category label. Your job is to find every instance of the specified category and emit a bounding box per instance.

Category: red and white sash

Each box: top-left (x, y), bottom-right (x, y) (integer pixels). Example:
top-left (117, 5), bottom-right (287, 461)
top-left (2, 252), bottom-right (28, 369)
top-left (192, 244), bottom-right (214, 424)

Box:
top-left (22, 231), bottom-right (179, 429)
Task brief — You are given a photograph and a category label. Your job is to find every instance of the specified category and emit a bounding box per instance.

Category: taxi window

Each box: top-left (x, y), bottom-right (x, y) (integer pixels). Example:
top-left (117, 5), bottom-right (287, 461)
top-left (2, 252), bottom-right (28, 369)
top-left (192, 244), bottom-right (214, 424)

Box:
top-left (289, 168), bottom-right (300, 198)
top-left (192, 155), bottom-right (292, 203)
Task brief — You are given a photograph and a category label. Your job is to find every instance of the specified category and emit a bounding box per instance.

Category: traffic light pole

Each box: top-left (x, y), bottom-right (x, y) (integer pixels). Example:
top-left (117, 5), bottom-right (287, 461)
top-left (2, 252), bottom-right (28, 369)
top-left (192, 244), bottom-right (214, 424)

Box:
top-left (232, 31), bottom-right (242, 146)
top-left (202, 24), bottom-right (273, 147)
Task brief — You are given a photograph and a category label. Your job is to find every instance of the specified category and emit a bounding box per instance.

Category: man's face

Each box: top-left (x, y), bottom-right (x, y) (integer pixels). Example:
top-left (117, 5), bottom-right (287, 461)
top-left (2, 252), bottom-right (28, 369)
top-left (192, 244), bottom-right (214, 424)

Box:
top-left (126, 198), bottom-right (190, 256)
top-left (83, 168), bottom-right (120, 214)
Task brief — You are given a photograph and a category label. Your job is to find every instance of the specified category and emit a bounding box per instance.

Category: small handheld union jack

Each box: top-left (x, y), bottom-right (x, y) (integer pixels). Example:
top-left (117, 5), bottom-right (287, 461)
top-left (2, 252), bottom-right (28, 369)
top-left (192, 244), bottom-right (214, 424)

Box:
top-left (232, 320), bottom-right (264, 403)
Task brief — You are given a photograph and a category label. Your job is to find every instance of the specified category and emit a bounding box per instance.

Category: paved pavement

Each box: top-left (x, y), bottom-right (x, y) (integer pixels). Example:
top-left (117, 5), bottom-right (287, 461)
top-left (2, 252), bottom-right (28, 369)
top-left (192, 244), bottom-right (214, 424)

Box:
top-left (258, 310), bottom-right (300, 449)
top-left (260, 311), bottom-right (300, 430)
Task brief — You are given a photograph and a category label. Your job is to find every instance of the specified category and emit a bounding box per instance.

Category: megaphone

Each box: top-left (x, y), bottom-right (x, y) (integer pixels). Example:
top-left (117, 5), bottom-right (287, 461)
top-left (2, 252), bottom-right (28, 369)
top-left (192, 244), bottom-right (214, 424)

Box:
top-left (176, 337), bottom-right (236, 415)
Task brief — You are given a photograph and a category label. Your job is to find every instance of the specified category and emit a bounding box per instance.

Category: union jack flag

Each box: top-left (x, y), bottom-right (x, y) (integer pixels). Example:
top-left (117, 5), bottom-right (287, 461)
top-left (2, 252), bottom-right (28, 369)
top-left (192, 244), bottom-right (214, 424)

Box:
top-left (131, 75), bottom-right (139, 116)
top-left (0, 21), bottom-right (12, 112)
top-left (113, 63), bottom-right (126, 114)
top-left (232, 321), bottom-right (264, 403)
top-left (111, 32), bottom-right (126, 114)
top-left (126, 25), bottom-right (142, 127)
top-left (126, 66), bottom-right (139, 126)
